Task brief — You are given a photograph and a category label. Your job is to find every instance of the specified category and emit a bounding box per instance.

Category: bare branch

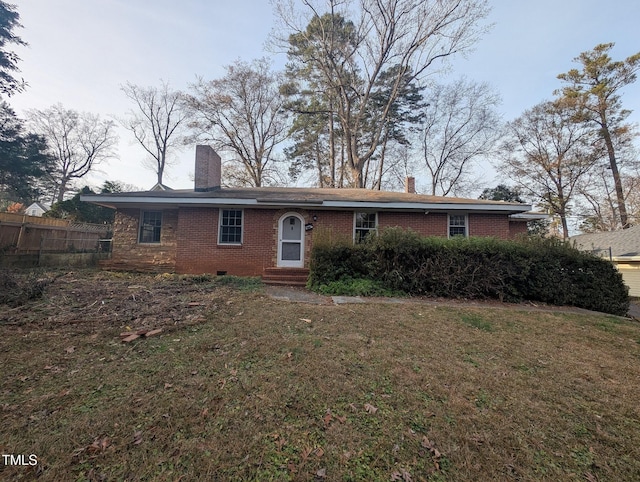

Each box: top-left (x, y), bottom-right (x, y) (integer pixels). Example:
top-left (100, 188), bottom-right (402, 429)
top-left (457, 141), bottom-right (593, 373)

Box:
top-left (496, 99), bottom-right (603, 239)
top-left (27, 104), bottom-right (117, 202)
top-left (184, 58), bottom-right (290, 187)
top-left (120, 81), bottom-right (188, 186)
top-left (276, 0), bottom-right (491, 187)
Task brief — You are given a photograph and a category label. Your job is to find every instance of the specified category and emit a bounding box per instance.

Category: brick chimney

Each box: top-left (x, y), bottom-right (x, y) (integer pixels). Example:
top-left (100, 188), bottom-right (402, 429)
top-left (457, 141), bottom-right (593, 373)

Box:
top-left (405, 176), bottom-right (416, 194)
top-left (194, 145), bottom-right (221, 192)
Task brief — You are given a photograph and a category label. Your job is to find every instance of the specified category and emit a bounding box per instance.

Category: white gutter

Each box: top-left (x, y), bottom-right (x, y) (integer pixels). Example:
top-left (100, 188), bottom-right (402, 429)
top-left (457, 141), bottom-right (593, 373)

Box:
top-left (81, 195), bottom-right (531, 213)
top-left (81, 195), bottom-right (260, 206)
top-left (509, 212), bottom-right (548, 220)
top-left (612, 256), bottom-right (640, 262)
top-left (321, 200), bottom-right (530, 212)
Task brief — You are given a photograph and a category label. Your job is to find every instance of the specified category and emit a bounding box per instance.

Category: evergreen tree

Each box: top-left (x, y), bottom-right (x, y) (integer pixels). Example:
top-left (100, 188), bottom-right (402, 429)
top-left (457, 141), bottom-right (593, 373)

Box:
top-left (46, 183), bottom-right (116, 224)
top-left (278, 0), bottom-right (490, 188)
top-left (0, 1), bottom-right (26, 97)
top-left (557, 43), bottom-right (640, 228)
top-left (0, 102), bottom-right (54, 203)
top-left (479, 184), bottom-right (524, 203)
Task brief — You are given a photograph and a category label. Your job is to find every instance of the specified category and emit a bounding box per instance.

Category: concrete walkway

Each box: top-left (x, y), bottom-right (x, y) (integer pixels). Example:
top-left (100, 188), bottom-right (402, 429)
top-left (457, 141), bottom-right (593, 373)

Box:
top-left (264, 285), bottom-right (332, 304)
top-left (263, 286), bottom-right (399, 305)
top-left (264, 285), bottom-right (640, 320)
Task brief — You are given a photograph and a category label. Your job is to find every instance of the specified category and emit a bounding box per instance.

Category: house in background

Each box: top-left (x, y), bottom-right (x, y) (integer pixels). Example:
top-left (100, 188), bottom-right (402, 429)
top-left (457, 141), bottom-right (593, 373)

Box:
top-left (571, 226), bottom-right (640, 297)
top-left (24, 202), bottom-right (50, 217)
top-left (82, 146), bottom-right (539, 283)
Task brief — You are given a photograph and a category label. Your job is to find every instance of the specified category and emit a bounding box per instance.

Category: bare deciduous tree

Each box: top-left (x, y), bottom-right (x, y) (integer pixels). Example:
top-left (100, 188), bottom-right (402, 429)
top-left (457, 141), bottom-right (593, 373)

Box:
top-left (275, 0), bottom-right (491, 188)
top-left (419, 78), bottom-right (501, 196)
top-left (27, 103), bottom-right (117, 202)
top-left (120, 81), bottom-right (187, 187)
top-left (185, 58), bottom-right (289, 187)
top-left (578, 164), bottom-right (640, 232)
top-left (497, 99), bottom-right (602, 239)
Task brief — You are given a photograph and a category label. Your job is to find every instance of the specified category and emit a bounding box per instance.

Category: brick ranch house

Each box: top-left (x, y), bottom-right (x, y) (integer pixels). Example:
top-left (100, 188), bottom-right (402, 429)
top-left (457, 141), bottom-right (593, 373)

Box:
top-left (83, 146), bottom-right (538, 283)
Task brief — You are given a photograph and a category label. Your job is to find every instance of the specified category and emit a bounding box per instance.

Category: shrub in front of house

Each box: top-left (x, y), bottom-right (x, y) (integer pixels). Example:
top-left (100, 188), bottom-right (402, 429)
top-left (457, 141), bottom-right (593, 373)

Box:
top-left (308, 228), bottom-right (629, 316)
top-left (519, 237), bottom-right (629, 315)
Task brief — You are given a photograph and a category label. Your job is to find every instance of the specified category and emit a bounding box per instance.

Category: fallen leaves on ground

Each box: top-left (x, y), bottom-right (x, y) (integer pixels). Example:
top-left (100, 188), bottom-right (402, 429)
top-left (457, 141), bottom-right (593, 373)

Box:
top-left (391, 468), bottom-right (413, 481)
top-left (421, 436), bottom-right (444, 470)
top-left (72, 436), bottom-right (111, 461)
top-left (364, 403), bottom-right (378, 414)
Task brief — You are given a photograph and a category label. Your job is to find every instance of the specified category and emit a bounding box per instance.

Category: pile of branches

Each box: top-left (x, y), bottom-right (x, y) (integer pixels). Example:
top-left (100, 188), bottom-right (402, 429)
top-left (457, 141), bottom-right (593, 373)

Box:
top-left (0, 269), bottom-right (56, 307)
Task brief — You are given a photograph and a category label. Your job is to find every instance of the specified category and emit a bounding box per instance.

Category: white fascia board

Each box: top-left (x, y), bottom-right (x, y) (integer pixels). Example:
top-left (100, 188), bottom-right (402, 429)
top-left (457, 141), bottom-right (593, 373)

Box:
top-left (81, 195), bottom-right (531, 213)
top-left (80, 195), bottom-right (260, 206)
top-left (321, 200), bottom-right (531, 212)
top-left (509, 212), bottom-right (548, 220)
top-left (612, 256), bottom-right (640, 262)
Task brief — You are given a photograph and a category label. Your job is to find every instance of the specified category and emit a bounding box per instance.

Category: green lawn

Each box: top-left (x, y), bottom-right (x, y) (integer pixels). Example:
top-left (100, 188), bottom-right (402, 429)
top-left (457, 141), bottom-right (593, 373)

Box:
top-left (1, 270), bottom-right (640, 481)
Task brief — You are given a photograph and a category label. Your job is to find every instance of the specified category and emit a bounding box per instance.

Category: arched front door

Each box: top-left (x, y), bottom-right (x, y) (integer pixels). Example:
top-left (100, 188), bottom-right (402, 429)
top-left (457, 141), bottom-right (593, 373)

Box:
top-left (277, 213), bottom-right (304, 268)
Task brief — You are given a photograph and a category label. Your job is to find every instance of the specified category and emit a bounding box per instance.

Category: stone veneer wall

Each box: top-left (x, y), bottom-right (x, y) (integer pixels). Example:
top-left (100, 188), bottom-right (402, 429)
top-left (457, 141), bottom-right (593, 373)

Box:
top-left (109, 208), bottom-right (178, 271)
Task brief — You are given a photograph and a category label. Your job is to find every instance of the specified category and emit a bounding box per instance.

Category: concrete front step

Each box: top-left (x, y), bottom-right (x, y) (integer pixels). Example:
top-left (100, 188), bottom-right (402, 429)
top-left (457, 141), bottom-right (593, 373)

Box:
top-left (262, 278), bottom-right (308, 286)
top-left (262, 267), bottom-right (309, 286)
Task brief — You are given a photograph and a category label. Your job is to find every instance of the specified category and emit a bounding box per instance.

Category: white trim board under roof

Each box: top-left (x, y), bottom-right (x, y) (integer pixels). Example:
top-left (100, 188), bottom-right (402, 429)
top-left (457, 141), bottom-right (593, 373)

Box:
top-left (81, 187), bottom-right (532, 215)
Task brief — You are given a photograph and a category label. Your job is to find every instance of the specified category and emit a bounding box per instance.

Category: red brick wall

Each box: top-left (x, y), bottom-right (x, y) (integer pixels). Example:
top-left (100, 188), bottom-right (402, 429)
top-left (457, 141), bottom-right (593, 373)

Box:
top-left (310, 210), bottom-right (354, 244)
top-left (378, 212), bottom-right (448, 237)
top-left (509, 221), bottom-right (528, 238)
top-left (176, 207), bottom-right (321, 276)
top-left (110, 209), bottom-right (178, 271)
top-left (109, 207), bottom-right (527, 274)
top-left (176, 207), bottom-right (273, 275)
top-left (468, 213), bottom-right (510, 239)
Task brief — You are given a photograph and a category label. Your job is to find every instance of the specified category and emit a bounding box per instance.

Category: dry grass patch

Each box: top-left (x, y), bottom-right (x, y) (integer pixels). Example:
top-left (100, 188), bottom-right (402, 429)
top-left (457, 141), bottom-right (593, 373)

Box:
top-left (1, 270), bottom-right (640, 481)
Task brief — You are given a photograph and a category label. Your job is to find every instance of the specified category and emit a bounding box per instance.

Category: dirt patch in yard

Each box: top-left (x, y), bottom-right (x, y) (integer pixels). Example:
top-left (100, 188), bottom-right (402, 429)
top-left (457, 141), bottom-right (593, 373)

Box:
top-left (0, 270), bottom-right (253, 335)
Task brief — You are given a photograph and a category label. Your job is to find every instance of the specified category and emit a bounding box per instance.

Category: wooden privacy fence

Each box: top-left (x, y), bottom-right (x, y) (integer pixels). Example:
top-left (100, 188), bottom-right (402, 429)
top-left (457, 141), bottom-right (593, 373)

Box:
top-left (0, 212), bottom-right (112, 254)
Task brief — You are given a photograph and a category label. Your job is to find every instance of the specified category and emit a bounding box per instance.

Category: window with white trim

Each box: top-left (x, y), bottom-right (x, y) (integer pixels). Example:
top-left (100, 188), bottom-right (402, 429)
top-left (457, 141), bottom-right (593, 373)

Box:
top-left (448, 214), bottom-right (467, 237)
top-left (219, 209), bottom-right (243, 244)
top-left (354, 212), bottom-right (377, 243)
top-left (139, 211), bottom-right (162, 243)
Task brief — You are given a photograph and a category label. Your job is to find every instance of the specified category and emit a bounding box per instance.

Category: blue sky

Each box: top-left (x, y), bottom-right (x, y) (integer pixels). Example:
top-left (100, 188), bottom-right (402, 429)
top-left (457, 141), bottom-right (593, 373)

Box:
top-left (10, 0), bottom-right (640, 193)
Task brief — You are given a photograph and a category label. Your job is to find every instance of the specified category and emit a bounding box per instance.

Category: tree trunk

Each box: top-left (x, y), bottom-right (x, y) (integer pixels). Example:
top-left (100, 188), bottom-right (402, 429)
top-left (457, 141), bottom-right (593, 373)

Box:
top-left (600, 113), bottom-right (629, 228)
top-left (56, 179), bottom-right (67, 203)
top-left (157, 154), bottom-right (164, 186)
top-left (352, 166), bottom-right (364, 188)
top-left (560, 214), bottom-right (569, 240)
top-left (328, 106), bottom-right (336, 188)
top-left (315, 141), bottom-right (324, 187)
top-left (374, 129), bottom-right (390, 190)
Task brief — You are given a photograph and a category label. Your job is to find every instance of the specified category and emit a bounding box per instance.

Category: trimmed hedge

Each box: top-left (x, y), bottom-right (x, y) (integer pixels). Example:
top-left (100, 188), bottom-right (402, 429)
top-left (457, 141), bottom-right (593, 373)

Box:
top-left (308, 228), bottom-right (629, 316)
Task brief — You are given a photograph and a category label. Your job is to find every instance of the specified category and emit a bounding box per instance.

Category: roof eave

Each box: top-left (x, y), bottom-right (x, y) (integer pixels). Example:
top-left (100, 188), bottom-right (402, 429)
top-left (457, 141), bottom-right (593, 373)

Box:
top-left (612, 256), bottom-right (640, 262)
top-left (81, 194), bottom-right (530, 213)
top-left (509, 212), bottom-right (548, 221)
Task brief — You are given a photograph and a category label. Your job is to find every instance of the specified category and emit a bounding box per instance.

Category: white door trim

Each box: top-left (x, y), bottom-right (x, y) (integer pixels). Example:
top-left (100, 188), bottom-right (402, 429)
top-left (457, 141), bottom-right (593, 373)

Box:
top-left (277, 212), bottom-right (305, 268)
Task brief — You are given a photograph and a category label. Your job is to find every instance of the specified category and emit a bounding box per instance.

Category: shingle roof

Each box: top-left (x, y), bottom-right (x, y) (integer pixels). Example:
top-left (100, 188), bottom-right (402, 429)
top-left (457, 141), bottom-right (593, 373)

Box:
top-left (82, 186), bottom-right (531, 213)
top-left (570, 225), bottom-right (640, 257)
top-left (26, 202), bottom-right (50, 212)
